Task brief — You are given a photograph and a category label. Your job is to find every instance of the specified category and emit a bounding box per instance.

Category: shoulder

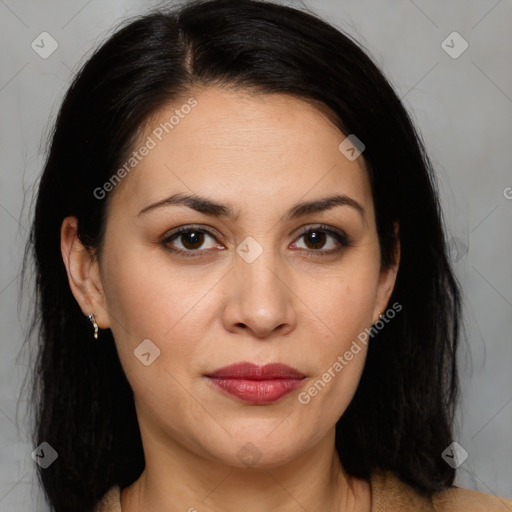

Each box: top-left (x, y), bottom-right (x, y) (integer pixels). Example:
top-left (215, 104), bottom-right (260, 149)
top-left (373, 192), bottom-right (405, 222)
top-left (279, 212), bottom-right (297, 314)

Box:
top-left (94, 485), bottom-right (122, 512)
top-left (370, 470), bottom-right (512, 511)
top-left (432, 485), bottom-right (512, 511)
top-left (94, 475), bottom-right (512, 512)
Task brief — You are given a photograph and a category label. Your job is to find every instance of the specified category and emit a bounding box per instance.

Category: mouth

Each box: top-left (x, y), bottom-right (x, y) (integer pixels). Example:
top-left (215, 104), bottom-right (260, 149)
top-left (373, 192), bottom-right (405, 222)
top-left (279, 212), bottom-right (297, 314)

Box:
top-left (205, 362), bottom-right (306, 405)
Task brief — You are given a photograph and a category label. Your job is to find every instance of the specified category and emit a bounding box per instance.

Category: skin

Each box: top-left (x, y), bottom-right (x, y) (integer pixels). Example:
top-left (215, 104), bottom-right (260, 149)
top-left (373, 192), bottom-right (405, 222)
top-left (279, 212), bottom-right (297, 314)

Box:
top-left (61, 86), bottom-right (399, 512)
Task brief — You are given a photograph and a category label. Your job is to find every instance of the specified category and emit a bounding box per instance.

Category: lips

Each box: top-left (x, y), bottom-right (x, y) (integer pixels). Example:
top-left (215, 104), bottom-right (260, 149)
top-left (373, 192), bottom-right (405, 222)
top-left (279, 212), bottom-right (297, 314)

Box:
top-left (206, 362), bottom-right (306, 405)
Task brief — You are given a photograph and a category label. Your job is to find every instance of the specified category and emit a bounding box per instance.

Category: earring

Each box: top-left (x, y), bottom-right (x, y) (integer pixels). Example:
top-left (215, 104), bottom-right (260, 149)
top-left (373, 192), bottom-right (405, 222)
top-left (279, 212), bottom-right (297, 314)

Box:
top-left (88, 313), bottom-right (99, 340)
top-left (373, 312), bottom-right (384, 325)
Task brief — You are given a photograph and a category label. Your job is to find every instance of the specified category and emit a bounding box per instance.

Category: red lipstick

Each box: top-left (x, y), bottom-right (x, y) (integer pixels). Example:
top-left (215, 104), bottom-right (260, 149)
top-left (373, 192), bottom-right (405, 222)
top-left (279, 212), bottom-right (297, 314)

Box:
top-left (206, 362), bottom-right (305, 405)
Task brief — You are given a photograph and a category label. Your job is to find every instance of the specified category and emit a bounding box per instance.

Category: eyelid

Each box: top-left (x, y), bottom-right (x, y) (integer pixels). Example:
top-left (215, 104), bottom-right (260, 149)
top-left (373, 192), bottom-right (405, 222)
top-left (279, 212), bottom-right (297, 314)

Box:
top-left (162, 224), bottom-right (222, 243)
top-left (294, 223), bottom-right (348, 240)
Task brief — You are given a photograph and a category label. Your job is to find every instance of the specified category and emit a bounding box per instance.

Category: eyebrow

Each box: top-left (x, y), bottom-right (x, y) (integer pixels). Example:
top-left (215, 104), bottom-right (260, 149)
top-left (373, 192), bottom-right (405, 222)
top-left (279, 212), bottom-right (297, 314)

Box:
top-left (137, 192), bottom-right (366, 222)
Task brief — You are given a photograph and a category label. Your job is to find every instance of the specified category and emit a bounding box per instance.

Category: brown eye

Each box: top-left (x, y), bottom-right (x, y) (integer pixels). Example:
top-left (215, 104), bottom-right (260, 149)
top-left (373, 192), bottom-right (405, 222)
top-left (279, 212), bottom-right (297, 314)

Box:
top-left (303, 230), bottom-right (327, 250)
top-left (162, 226), bottom-right (220, 257)
top-left (292, 225), bottom-right (350, 255)
top-left (179, 230), bottom-right (205, 250)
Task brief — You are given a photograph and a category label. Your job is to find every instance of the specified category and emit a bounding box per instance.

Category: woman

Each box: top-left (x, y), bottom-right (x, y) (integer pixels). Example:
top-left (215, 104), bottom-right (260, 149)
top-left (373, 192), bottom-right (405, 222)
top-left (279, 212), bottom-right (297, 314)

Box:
top-left (25, 0), bottom-right (512, 511)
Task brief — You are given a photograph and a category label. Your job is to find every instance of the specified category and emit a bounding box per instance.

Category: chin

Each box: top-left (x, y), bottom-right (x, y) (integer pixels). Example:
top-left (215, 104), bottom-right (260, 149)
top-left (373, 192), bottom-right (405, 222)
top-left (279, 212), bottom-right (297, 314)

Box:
top-left (202, 428), bottom-right (315, 470)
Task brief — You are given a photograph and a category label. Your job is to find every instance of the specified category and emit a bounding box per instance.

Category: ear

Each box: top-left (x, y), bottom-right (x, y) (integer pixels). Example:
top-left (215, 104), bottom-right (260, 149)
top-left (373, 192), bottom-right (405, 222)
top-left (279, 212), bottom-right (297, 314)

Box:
top-left (372, 222), bottom-right (400, 322)
top-left (60, 216), bottom-right (110, 329)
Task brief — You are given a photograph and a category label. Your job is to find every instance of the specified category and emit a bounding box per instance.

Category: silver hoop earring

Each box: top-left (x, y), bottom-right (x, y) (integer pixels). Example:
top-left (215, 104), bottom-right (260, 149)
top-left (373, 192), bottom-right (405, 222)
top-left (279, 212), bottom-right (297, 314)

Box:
top-left (88, 313), bottom-right (99, 340)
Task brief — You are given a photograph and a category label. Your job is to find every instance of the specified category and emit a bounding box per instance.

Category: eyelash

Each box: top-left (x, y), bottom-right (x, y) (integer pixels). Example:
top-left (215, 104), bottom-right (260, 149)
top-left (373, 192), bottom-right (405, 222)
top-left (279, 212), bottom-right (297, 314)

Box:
top-left (161, 224), bottom-right (351, 259)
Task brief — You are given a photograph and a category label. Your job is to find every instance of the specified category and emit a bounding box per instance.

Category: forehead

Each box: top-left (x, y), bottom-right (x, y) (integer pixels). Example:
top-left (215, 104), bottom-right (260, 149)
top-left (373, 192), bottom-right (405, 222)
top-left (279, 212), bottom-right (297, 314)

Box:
top-left (107, 87), bottom-right (373, 219)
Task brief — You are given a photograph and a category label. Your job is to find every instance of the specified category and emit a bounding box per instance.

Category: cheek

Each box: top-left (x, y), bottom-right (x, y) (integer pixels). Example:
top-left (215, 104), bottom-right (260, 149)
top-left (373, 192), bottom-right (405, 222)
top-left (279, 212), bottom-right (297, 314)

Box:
top-left (100, 245), bottom-right (218, 385)
top-left (294, 272), bottom-right (374, 420)
top-left (297, 348), bottom-right (367, 438)
top-left (316, 279), bottom-right (373, 332)
top-left (100, 251), bottom-right (207, 432)
top-left (307, 254), bottom-right (380, 344)
top-left (102, 241), bottom-right (201, 337)
top-left (294, 257), bottom-right (378, 420)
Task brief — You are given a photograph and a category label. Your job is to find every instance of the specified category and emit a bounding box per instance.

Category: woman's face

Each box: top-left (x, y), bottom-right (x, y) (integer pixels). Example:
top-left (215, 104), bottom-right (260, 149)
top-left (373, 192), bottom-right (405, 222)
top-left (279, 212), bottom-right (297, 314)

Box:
top-left (78, 87), bottom-right (398, 468)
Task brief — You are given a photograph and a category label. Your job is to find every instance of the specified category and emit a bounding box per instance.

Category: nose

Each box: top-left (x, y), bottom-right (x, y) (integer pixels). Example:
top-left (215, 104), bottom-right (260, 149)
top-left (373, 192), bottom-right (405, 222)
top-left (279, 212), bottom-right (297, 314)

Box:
top-left (222, 243), bottom-right (297, 339)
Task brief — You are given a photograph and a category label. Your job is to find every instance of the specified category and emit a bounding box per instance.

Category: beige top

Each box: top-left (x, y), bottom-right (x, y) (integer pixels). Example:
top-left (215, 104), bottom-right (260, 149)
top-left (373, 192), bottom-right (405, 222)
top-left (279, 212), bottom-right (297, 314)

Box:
top-left (94, 470), bottom-right (512, 511)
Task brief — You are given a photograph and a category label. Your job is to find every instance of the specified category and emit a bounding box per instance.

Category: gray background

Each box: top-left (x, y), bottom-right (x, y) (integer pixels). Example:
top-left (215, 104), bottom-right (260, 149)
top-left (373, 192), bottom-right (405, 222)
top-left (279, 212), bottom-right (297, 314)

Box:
top-left (1, 0), bottom-right (511, 509)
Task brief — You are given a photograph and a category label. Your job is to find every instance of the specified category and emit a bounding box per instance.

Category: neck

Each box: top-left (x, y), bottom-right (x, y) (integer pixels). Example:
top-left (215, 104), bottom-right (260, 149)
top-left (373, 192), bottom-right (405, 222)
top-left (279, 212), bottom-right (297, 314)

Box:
top-left (121, 426), bottom-right (371, 512)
